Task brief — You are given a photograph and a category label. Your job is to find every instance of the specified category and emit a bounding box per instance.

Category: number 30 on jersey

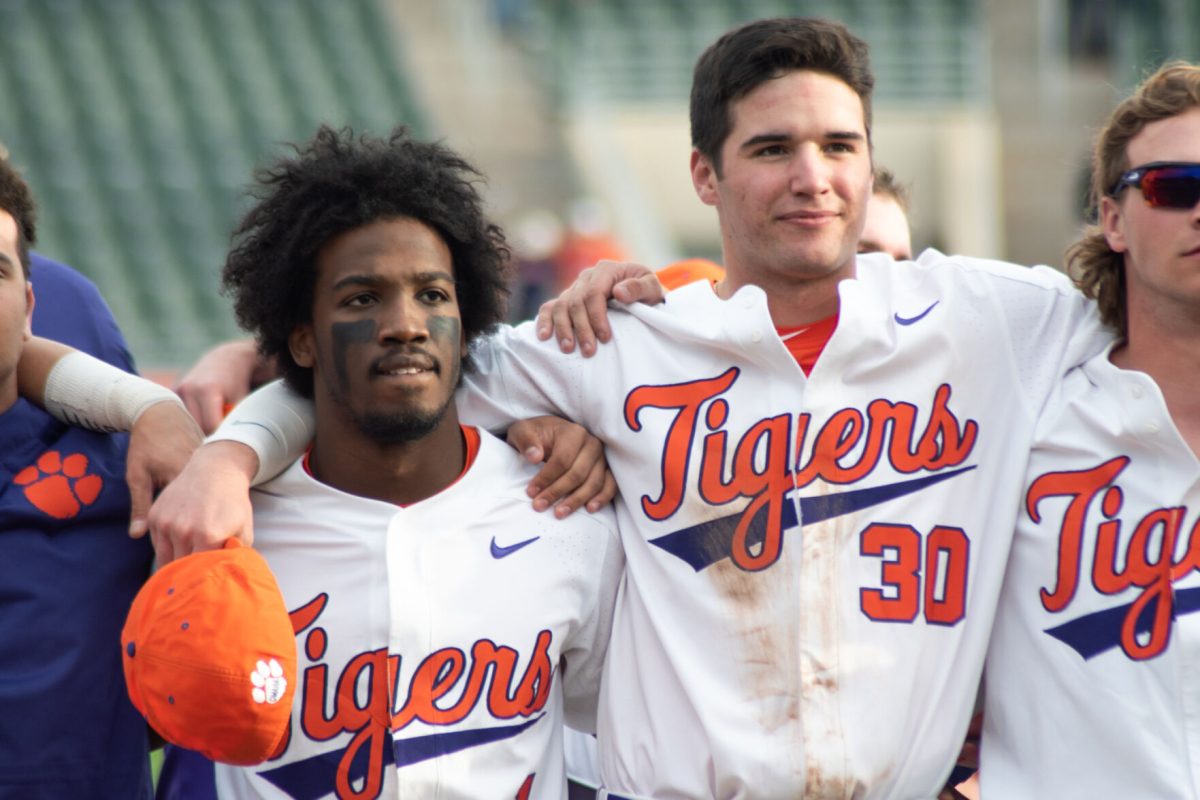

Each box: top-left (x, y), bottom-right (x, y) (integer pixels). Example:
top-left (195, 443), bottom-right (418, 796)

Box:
top-left (859, 524), bottom-right (969, 625)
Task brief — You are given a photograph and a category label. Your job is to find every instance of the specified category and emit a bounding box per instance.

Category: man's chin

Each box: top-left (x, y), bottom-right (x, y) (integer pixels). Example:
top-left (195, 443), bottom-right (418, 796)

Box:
top-left (356, 410), bottom-right (442, 444)
top-left (783, 244), bottom-right (855, 277)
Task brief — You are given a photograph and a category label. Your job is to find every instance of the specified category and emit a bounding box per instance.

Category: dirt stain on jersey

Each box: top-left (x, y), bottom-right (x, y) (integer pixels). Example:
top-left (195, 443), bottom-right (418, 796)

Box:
top-left (710, 553), bottom-right (801, 710)
top-left (798, 478), bottom-right (855, 800)
top-left (803, 767), bottom-right (871, 800)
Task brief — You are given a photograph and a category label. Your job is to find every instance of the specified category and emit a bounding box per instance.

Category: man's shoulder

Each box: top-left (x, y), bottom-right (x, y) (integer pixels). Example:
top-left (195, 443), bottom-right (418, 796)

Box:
top-left (471, 429), bottom-right (620, 538)
top-left (30, 252), bottom-right (108, 311)
top-left (29, 252), bottom-right (135, 370)
top-left (470, 309), bottom-right (705, 377)
top-left (0, 399), bottom-right (128, 463)
top-left (851, 249), bottom-right (1088, 322)
top-left (904, 248), bottom-right (1077, 293)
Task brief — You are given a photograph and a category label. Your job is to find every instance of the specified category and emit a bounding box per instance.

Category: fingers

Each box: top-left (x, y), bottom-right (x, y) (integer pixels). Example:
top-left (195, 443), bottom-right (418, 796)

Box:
top-left (551, 266), bottom-right (601, 353)
top-left (126, 467), bottom-right (153, 540)
top-left (553, 455), bottom-right (612, 517)
top-left (173, 339), bottom-right (260, 433)
top-left (146, 495), bottom-right (254, 565)
top-left (536, 261), bottom-right (658, 356)
top-left (551, 289), bottom-right (581, 354)
top-left (535, 301), bottom-right (555, 342)
top-left (509, 416), bottom-right (612, 517)
top-left (179, 387), bottom-right (226, 436)
top-left (612, 273), bottom-right (667, 306)
top-left (506, 417), bottom-right (547, 467)
top-left (146, 497), bottom-right (187, 565)
top-left (587, 469), bottom-right (618, 513)
top-left (568, 290), bottom-right (602, 357)
top-left (528, 432), bottom-right (608, 518)
top-left (126, 402), bottom-right (203, 548)
top-left (142, 440), bottom-right (258, 565)
top-left (150, 526), bottom-right (175, 566)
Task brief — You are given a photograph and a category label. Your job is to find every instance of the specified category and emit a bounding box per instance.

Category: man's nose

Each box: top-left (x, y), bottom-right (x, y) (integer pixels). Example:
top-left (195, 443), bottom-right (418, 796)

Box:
top-left (789, 146), bottom-right (832, 196)
top-left (377, 298), bottom-right (427, 341)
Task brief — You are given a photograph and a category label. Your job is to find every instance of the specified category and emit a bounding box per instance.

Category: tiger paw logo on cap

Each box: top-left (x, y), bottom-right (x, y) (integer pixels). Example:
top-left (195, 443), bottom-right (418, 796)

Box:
top-left (121, 539), bottom-right (297, 766)
top-left (251, 659), bottom-right (288, 705)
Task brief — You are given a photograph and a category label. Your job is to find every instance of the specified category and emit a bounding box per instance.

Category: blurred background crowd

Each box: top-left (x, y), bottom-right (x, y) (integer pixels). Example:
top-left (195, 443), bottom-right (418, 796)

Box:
top-left (0, 0), bottom-right (1197, 377)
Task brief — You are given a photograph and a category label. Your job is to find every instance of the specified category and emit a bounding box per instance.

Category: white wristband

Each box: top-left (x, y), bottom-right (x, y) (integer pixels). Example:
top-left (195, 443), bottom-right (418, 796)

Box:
top-left (43, 351), bottom-right (184, 433)
top-left (207, 379), bottom-right (316, 486)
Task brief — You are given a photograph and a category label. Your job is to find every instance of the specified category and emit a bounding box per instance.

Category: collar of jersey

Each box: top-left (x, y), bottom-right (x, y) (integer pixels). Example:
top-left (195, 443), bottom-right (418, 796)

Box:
top-left (300, 425), bottom-right (482, 507)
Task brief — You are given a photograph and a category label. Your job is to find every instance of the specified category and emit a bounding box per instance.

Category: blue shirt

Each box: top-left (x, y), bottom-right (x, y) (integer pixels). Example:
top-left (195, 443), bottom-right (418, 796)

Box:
top-left (29, 253), bottom-right (134, 371)
top-left (0, 255), bottom-right (153, 799)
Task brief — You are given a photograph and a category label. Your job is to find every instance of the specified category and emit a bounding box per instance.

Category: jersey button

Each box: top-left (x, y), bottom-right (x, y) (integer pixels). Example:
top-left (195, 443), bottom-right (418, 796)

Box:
top-left (751, 330), bottom-right (763, 343)
top-left (1129, 383), bottom-right (1144, 399)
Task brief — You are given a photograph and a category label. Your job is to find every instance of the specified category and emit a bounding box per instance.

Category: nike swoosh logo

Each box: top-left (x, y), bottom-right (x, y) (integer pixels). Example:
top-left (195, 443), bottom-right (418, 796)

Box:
top-left (894, 300), bottom-right (939, 326)
top-left (490, 535), bottom-right (540, 559)
top-left (1044, 586), bottom-right (1200, 660)
top-left (649, 466), bottom-right (976, 571)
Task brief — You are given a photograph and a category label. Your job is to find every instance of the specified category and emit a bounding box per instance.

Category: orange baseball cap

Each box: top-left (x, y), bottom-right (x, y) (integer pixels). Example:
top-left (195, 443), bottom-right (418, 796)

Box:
top-left (655, 258), bottom-right (725, 291)
top-left (121, 539), bottom-right (297, 766)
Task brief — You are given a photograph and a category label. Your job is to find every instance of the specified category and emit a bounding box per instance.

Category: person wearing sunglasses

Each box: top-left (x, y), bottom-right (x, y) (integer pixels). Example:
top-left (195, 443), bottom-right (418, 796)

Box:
top-left (980, 61), bottom-right (1200, 797)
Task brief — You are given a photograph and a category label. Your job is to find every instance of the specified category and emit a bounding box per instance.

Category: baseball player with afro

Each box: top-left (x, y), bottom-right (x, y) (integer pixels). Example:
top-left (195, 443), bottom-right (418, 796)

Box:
top-left (205, 126), bottom-right (623, 799)
top-left (20, 126), bottom-right (625, 799)
top-left (980, 61), bottom-right (1200, 798)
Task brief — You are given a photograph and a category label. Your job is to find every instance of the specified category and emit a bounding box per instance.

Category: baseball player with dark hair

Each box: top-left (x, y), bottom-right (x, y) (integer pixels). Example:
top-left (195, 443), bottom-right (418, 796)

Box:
top-left (125, 17), bottom-right (1114, 798)
top-left (153, 125), bottom-right (621, 799)
top-left (980, 61), bottom-right (1200, 797)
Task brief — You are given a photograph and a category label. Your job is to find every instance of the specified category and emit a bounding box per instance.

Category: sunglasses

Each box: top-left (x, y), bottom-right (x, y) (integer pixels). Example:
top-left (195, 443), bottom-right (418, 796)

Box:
top-left (1109, 161), bottom-right (1200, 209)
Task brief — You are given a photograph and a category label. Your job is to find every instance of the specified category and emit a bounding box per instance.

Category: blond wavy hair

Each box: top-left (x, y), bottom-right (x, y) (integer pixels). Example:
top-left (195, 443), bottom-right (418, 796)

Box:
top-left (1067, 61), bottom-right (1200, 336)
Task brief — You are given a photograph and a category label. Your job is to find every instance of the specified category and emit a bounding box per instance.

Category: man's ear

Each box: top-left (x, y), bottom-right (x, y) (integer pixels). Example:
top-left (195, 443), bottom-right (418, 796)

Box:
top-left (289, 325), bottom-right (315, 368)
top-left (23, 281), bottom-right (33, 341)
top-left (1099, 195), bottom-right (1129, 253)
top-left (691, 148), bottom-right (720, 207)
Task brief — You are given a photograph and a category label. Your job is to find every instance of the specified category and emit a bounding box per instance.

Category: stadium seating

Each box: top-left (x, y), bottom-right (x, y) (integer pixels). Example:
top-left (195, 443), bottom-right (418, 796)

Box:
top-left (0, 0), bottom-right (426, 367)
top-left (512, 0), bottom-right (988, 107)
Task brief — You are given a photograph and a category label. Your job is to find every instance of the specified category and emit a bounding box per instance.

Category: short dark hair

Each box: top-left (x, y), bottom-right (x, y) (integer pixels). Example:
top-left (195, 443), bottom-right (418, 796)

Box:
top-left (872, 166), bottom-right (911, 213)
top-left (0, 157), bottom-right (37, 278)
top-left (223, 126), bottom-right (511, 397)
top-left (690, 17), bottom-right (874, 176)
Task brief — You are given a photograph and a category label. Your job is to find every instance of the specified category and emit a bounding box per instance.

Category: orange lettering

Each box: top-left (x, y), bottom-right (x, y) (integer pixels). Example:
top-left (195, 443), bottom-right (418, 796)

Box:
top-left (1030, 457), bottom-right (1128, 611)
top-left (626, 368), bottom-right (739, 520)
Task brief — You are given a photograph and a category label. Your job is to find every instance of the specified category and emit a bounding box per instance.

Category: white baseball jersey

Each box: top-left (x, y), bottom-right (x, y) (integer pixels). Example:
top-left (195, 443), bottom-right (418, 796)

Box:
top-left (563, 727), bottom-right (601, 790)
top-left (213, 427), bottom-right (623, 800)
top-left (982, 344), bottom-right (1200, 798)
top-left (455, 251), bottom-right (1108, 799)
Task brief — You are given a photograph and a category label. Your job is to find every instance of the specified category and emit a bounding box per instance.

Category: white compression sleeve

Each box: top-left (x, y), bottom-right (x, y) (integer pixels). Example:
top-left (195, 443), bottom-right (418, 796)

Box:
top-left (43, 351), bottom-right (185, 433)
top-left (207, 379), bottom-right (316, 485)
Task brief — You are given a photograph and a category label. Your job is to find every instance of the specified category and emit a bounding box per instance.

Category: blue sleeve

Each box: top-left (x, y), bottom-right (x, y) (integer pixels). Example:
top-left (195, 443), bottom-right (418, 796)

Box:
top-left (29, 252), bottom-right (137, 372)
